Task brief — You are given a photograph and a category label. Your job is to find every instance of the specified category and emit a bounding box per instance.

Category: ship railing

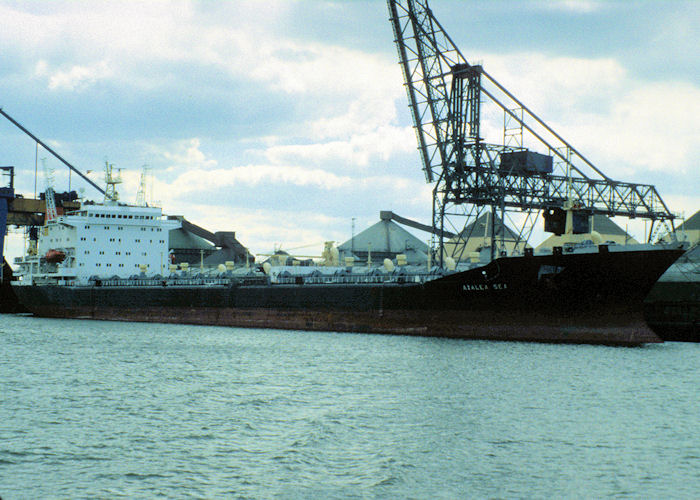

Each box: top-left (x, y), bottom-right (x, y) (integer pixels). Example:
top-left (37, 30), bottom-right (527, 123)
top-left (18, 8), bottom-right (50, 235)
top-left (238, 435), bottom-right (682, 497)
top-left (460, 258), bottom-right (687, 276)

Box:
top-left (91, 274), bottom-right (440, 287)
top-left (274, 274), bottom-right (436, 285)
top-left (238, 276), bottom-right (271, 286)
top-left (97, 278), bottom-right (232, 287)
top-left (169, 278), bottom-right (231, 286)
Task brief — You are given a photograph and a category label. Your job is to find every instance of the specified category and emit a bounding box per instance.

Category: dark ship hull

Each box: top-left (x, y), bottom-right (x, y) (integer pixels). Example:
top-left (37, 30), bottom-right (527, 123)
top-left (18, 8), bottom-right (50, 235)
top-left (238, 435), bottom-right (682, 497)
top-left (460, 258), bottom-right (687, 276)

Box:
top-left (643, 247), bottom-right (700, 342)
top-left (1, 258), bottom-right (23, 313)
top-left (13, 245), bottom-right (685, 345)
top-left (644, 282), bottom-right (700, 342)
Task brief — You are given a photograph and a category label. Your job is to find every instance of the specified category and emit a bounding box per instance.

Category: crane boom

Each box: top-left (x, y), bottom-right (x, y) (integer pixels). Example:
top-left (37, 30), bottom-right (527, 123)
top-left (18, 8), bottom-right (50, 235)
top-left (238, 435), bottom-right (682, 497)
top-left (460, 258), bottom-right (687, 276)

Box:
top-left (0, 108), bottom-right (106, 197)
top-left (387, 0), bottom-right (676, 261)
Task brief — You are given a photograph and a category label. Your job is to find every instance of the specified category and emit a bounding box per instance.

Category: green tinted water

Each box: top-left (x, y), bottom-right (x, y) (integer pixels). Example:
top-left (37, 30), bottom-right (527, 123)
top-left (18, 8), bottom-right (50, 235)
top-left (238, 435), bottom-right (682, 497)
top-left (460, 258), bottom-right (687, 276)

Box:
top-left (2, 315), bottom-right (699, 498)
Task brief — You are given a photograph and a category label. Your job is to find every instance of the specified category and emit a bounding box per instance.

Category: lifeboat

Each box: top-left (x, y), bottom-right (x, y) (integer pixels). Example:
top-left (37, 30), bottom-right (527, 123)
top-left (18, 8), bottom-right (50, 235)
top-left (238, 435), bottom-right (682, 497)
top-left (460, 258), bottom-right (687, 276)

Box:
top-left (44, 249), bottom-right (66, 263)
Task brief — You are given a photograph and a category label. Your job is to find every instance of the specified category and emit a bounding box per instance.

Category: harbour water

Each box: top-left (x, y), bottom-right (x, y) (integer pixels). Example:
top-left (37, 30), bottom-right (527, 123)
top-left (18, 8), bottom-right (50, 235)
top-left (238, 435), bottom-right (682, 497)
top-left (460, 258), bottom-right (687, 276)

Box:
top-left (2, 315), bottom-right (700, 498)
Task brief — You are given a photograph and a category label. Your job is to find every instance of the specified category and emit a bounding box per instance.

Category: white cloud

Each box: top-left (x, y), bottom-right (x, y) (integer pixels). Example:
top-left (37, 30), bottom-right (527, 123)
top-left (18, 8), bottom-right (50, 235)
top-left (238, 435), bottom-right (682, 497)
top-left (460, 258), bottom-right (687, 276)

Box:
top-left (156, 162), bottom-right (428, 201)
top-left (264, 125), bottom-right (414, 168)
top-left (538, 0), bottom-right (603, 14)
top-left (564, 81), bottom-right (700, 174)
top-left (163, 138), bottom-right (217, 170)
top-left (173, 164), bottom-right (352, 193)
top-left (661, 194), bottom-right (700, 221)
top-left (481, 52), bottom-right (627, 114)
top-left (247, 42), bottom-right (400, 97)
top-left (42, 61), bottom-right (113, 91)
top-left (311, 92), bottom-right (402, 139)
top-left (476, 52), bottom-right (700, 177)
top-left (3, 1), bottom-right (400, 101)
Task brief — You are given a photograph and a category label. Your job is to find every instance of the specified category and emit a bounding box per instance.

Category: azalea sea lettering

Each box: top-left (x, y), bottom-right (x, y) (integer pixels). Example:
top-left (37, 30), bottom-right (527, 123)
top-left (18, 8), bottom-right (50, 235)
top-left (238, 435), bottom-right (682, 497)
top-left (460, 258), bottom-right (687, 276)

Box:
top-left (462, 283), bottom-right (507, 291)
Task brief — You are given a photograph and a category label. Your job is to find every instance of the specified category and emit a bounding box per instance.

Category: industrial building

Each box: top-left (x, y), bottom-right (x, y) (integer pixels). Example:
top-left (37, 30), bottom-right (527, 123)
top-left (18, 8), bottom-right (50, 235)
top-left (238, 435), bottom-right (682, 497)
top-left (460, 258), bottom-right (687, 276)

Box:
top-left (442, 212), bottom-right (523, 259)
top-left (661, 210), bottom-right (700, 245)
top-left (338, 212), bottom-right (430, 266)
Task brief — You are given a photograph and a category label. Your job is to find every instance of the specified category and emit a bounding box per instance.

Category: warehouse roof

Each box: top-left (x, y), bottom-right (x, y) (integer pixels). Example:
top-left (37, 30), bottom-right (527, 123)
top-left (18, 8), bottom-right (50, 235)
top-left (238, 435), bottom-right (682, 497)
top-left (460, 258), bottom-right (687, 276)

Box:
top-left (169, 228), bottom-right (215, 250)
top-left (454, 212), bottom-right (519, 241)
top-left (589, 214), bottom-right (629, 237)
top-left (338, 219), bottom-right (429, 254)
top-left (677, 210), bottom-right (700, 231)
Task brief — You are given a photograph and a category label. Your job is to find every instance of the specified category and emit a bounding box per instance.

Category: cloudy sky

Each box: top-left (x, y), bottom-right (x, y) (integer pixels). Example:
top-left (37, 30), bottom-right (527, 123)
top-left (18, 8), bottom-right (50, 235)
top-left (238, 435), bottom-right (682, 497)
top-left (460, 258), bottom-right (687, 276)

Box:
top-left (1, 0), bottom-right (698, 260)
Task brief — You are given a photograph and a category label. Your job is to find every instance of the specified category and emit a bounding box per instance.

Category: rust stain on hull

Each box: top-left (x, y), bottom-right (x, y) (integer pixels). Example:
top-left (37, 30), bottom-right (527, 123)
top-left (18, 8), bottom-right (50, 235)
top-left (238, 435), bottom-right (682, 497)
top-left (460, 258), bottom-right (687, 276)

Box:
top-left (30, 304), bottom-right (661, 346)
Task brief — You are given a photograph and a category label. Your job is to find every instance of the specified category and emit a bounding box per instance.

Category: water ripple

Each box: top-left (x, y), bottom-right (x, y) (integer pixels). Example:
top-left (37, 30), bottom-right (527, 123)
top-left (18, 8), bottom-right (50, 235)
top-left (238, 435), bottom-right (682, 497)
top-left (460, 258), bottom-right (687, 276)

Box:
top-left (2, 315), bottom-right (700, 497)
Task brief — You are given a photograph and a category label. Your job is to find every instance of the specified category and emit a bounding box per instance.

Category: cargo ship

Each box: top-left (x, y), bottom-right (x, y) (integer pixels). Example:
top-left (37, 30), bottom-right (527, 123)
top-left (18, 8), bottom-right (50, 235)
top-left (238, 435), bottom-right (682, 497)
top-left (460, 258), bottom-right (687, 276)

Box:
top-left (6, 0), bottom-right (690, 345)
top-left (10, 196), bottom-right (685, 345)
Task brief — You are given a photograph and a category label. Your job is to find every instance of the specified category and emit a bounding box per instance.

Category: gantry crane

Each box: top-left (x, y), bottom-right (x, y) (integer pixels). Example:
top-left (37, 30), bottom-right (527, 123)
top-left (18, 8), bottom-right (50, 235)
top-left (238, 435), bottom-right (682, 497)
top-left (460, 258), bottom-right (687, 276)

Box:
top-left (387, 0), bottom-right (677, 263)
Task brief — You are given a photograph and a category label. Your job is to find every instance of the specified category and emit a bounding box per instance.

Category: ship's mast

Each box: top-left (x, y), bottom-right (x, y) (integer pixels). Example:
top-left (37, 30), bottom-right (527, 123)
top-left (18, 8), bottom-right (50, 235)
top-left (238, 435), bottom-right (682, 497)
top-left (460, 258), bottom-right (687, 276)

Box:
top-left (387, 0), bottom-right (677, 265)
top-left (135, 165), bottom-right (150, 207)
top-left (103, 161), bottom-right (122, 203)
top-left (42, 159), bottom-right (58, 222)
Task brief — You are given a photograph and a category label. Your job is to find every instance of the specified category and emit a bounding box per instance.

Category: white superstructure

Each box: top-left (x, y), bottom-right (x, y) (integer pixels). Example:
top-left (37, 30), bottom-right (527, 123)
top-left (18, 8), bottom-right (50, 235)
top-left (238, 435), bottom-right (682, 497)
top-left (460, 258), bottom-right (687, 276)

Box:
top-left (14, 201), bottom-right (180, 285)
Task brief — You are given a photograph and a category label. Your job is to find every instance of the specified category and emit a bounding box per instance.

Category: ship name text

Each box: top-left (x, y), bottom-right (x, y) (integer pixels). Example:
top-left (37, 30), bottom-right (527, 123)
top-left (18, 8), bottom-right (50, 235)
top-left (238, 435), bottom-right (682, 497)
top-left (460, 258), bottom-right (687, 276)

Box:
top-left (462, 283), bottom-right (508, 292)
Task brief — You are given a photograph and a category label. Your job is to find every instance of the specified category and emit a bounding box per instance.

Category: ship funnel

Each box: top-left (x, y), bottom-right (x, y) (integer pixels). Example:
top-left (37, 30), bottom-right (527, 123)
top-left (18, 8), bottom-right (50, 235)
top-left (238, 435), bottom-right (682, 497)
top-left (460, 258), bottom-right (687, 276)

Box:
top-left (262, 262), bottom-right (272, 275)
top-left (383, 258), bottom-right (395, 272)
